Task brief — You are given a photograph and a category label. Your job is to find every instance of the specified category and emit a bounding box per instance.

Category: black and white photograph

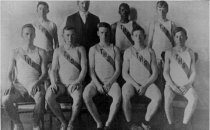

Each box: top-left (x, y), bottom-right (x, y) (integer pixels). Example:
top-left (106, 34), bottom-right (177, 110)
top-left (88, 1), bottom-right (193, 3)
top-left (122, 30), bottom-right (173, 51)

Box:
top-left (1, 0), bottom-right (209, 130)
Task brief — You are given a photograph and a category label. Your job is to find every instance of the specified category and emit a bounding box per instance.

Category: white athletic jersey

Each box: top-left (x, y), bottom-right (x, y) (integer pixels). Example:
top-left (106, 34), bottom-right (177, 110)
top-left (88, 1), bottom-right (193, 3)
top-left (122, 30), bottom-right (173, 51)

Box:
top-left (115, 21), bottom-right (133, 52)
top-left (152, 20), bottom-right (174, 60)
top-left (15, 47), bottom-right (41, 87)
top-left (94, 44), bottom-right (116, 83)
top-left (168, 48), bottom-right (192, 86)
top-left (33, 20), bottom-right (56, 52)
top-left (124, 47), bottom-right (152, 85)
top-left (57, 46), bottom-right (81, 86)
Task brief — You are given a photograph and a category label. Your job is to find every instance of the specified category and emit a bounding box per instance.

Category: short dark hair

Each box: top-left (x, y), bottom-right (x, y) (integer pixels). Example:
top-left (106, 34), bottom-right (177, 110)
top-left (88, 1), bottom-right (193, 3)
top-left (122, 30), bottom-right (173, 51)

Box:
top-left (173, 27), bottom-right (187, 37)
top-left (21, 24), bottom-right (35, 36)
top-left (97, 22), bottom-right (111, 32)
top-left (37, 1), bottom-right (49, 10)
top-left (157, 1), bottom-right (168, 11)
top-left (119, 3), bottom-right (130, 13)
top-left (132, 25), bottom-right (146, 39)
top-left (63, 26), bottom-right (76, 34)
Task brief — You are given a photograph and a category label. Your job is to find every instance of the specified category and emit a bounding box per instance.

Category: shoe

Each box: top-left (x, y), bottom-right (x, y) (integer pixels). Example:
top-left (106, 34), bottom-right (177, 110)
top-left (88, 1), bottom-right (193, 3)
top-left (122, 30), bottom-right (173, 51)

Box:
top-left (67, 124), bottom-right (74, 130)
top-left (141, 123), bottom-right (151, 130)
top-left (97, 128), bottom-right (104, 130)
top-left (60, 123), bottom-right (68, 130)
top-left (104, 125), bottom-right (111, 130)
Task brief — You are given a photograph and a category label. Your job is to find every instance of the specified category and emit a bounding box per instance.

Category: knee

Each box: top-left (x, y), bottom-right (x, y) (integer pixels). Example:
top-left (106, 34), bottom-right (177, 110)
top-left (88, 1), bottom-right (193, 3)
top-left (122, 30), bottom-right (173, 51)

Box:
top-left (73, 96), bottom-right (82, 108)
top-left (45, 89), bottom-right (55, 103)
top-left (113, 95), bottom-right (122, 105)
top-left (188, 92), bottom-right (198, 104)
top-left (2, 95), bottom-right (12, 107)
top-left (122, 85), bottom-right (130, 99)
top-left (82, 90), bottom-right (92, 104)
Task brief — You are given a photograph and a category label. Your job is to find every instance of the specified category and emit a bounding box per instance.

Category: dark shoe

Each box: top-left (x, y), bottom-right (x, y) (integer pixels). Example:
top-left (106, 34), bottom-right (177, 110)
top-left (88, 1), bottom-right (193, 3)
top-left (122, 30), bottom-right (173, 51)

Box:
top-left (97, 128), bottom-right (104, 130)
top-left (104, 125), bottom-right (111, 130)
top-left (141, 123), bottom-right (151, 130)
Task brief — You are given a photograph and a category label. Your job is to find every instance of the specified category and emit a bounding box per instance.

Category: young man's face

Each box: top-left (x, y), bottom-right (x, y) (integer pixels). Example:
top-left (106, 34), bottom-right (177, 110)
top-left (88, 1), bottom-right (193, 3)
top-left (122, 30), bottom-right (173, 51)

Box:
top-left (119, 5), bottom-right (130, 19)
top-left (37, 4), bottom-right (48, 17)
top-left (98, 27), bottom-right (110, 43)
top-left (63, 30), bottom-right (76, 45)
top-left (174, 31), bottom-right (187, 47)
top-left (78, 1), bottom-right (90, 12)
top-left (132, 30), bottom-right (145, 45)
top-left (22, 27), bottom-right (35, 43)
top-left (156, 6), bottom-right (168, 18)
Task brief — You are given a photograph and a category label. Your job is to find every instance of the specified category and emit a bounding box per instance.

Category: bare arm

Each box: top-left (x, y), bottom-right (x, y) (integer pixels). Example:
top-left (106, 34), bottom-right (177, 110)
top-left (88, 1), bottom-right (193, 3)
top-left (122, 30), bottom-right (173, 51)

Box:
top-left (141, 49), bottom-right (158, 89)
top-left (35, 49), bottom-right (48, 85)
top-left (74, 46), bottom-right (87, 84)
top-left (53, 24), bottom-right (59, 49)
top-left (147, 21), bottom-right (155, 48)
top-left (89, 46), bottom-right (103, 87)
top-left (184, 49), bottom-right (196, 86)
top-left (51, 49), bottom-right (60, 85)
top-left (106, 46), bottom-right (121, 85)
top-left (122, 49), bottom-right (140, 89)
top-left (7, 50), bottom-right (17, 86)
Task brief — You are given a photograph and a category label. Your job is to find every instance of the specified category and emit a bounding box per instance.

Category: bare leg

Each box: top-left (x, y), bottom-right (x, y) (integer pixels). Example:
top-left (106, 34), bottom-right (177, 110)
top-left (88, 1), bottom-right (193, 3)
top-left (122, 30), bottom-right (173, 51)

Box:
top-left (32, 89), bottom-right (45, 130)
top-left (144, 84), bottom-right (162, 122)
top-left (67, 85), bottom-right (82, 126)
top-left (164, 85), bottom-right (176, 125)
top-left (183, 87), bottom-right (198, 124)
top-left (122, 82), bottom-right (135, 122)
top-left (105, 83), bottom-right (121, 127)
top-left (2, 88), bottom-right (24, 130)
top-left (83, 82), bottom-right (103, 128)
top-left (45, 84), bottom-right (67, 129)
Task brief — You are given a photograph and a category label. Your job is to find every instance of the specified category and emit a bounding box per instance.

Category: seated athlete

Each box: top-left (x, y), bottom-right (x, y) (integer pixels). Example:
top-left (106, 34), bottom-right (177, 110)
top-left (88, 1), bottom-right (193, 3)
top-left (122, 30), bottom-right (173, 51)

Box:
top-left (83, 22), bottom-right (121, 130)
top-left (45, 26), bottom-right (87, 130)
top-left (2, 24), bottom-right (47, 130)
top-left (163, 27), bottom-right (198, 130)
top-left (122, 26), bottom-right (162, 130)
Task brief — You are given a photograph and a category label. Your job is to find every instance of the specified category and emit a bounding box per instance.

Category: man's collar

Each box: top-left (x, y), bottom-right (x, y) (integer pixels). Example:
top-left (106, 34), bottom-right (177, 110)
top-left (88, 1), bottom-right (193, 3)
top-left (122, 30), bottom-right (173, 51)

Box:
top-left (79, 11), bottom-right (89, 16)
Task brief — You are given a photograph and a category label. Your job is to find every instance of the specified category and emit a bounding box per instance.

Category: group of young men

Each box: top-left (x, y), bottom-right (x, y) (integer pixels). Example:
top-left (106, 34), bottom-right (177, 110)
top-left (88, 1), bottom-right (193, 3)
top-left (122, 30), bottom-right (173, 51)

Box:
top-left (2, 1), bottom-right (198, 130)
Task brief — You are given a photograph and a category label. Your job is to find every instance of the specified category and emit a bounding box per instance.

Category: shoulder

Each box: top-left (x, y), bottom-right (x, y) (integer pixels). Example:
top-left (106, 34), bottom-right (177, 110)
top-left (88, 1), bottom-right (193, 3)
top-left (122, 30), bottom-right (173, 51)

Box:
top-left (68, 12), bottom-right (79, 18)
top-left (124, 47), bottom-right (132, 58)
top-left (50, 21), bottom-right (57, 29)
top-left (12, 48), bottom-right (21, 57)
top-left (89, 44), bottom-right (97, 52)
top-left (88, 13), bottom-right (99, 20)
top-left (77, 46), bottom-right (86, 53)
top-left (187, 47), bottom-right (195, 58)
top-left (165, 48), bottom-right (173, 58)
top-left (111, 22), bottom-right (118, 28)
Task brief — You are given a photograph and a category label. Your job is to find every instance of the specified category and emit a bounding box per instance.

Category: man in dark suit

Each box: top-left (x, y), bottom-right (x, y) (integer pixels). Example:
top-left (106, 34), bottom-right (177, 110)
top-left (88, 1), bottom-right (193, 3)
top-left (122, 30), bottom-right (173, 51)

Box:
top-left (65, 0), bottom-right (100, 52)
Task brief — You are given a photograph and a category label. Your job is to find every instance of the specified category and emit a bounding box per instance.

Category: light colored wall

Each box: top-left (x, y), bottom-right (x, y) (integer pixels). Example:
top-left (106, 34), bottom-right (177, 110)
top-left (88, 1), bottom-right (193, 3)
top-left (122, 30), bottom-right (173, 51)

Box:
top-left (1, 1), bottom-right (209, 108)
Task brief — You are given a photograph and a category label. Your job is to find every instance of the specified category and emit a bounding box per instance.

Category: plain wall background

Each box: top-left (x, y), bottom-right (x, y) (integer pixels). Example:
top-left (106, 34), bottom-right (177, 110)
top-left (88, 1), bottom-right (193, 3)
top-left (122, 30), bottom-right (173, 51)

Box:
top-left (1, 1), bottom-right (209, 109)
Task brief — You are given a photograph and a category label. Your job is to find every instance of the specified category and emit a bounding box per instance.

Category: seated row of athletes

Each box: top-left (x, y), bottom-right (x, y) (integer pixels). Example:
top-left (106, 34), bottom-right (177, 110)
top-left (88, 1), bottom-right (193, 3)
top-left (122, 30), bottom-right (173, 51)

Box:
top-left (2, 1), bottom-right (198, 130)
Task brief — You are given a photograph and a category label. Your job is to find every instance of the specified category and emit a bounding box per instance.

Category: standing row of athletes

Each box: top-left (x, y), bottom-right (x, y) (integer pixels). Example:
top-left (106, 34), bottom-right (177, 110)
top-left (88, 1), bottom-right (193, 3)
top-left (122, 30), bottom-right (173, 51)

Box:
top-left (2, 1), bottom-right (198, 130)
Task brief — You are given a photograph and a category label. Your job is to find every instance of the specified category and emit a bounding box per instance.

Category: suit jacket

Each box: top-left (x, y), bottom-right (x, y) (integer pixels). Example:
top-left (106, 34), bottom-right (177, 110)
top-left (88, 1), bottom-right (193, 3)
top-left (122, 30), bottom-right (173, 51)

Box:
top-left (66, 12), bottom-right (100, 51)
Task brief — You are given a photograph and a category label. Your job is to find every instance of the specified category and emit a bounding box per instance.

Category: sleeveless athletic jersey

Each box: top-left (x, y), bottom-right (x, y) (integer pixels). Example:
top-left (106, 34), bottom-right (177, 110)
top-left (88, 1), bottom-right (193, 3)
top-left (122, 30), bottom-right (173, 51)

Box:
top-left (95, 44), bottom-right (115, 83)
top-left (127, 47), bottom-right (152, 85)
top-left (33, 20), bottom-right (56, 52)
top-left (152, 20), bottom-right (173, 60)
top-left (15, 48), bottom-right (41, 87)
top-left (115, 21), bottom-right (133, 52)
top-left (169, 48), bottom-right (192, 86)
top-left (58, 47), bottom-right (81, 86)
